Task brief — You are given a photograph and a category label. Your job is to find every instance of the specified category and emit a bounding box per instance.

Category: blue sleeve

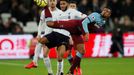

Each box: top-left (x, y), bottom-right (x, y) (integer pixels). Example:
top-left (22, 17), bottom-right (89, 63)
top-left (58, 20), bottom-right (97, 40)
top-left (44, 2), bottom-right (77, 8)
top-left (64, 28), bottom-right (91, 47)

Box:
top-left (88, 13), bottom-right (96, 22)
top-left (82, 13), bottom-right (96, 33)
top-left (82, 17), bottom-right (90, 33)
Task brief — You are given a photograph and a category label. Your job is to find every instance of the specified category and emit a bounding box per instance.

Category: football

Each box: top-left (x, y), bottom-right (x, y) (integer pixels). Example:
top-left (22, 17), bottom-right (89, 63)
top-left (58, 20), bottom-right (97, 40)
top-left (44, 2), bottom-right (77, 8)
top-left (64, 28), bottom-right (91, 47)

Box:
top-left (34, 0), bottom-right (48, 7)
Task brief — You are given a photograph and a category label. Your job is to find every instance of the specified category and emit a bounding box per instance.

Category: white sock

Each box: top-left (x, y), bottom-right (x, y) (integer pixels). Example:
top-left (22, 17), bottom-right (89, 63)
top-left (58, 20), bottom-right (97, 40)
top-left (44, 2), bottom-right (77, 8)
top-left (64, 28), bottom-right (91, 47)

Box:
top-left (33, 43), bottom-right (42, 65)
top-left (43, 57), bottom-right (53, 73)
top-left (57, 60), bottom-right (64, 74)
top-left (61, 60), bottom-right (64, 72)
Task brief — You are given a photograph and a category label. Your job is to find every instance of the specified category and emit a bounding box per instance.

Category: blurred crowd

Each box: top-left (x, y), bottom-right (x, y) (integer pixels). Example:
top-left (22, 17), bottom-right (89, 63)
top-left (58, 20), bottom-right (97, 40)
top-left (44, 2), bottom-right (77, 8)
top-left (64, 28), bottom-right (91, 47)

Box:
top-left (0, 0), bottom-right (134, 34)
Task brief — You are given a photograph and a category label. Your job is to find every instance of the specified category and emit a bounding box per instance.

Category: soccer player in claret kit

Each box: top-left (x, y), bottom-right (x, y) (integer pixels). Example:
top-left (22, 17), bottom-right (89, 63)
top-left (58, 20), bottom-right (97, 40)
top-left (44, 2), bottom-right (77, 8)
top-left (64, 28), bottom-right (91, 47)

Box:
top-left (59, 0), bottom-right (87, 74)
top-left (39, 6), bottom-right (111, 75)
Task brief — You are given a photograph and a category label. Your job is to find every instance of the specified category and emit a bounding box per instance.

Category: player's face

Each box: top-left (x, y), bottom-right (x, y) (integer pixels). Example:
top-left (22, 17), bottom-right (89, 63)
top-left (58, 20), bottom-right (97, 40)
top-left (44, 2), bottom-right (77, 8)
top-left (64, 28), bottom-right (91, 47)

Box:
top-left (68, 3), bottom-right (77, 9)
top-left (49, 0), bottom-right (57, 8)
top-left (60, 1), bottom-right (68, 11)
top-left (102, 8), bottom-right (111, 18)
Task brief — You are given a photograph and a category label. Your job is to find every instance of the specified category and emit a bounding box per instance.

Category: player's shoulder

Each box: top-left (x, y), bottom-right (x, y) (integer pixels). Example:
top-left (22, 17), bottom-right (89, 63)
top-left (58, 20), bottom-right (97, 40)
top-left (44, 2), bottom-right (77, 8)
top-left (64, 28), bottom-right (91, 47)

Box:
top-left (56, 8), bottom-right (62, 12)
top-left (65, 8), bottom-right (73, 13)
top-left (89, 12), bottom-right (101, 19)
top-left (90, 12), bottom-right (100, 16)
top-left (68, 8), bottom-right (75, 11)
top-left (66, 8), bottom-right (82, 15)
top-left (67, 8), bottom-right (77, 12)
top-left (55, 8), bottom-right (64, 13)
top-left (41, 9), bottom-right (45, 14)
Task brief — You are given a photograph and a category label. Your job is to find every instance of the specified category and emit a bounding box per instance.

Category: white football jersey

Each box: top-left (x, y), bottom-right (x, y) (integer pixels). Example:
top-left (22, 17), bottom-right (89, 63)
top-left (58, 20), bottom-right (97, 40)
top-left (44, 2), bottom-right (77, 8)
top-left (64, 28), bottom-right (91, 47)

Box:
top-left (50, 8), bottom-right (70, 37)
top-left (59, 8), bottom-right (87, 20)
top-left (38, 10), bottom-right (53, 36)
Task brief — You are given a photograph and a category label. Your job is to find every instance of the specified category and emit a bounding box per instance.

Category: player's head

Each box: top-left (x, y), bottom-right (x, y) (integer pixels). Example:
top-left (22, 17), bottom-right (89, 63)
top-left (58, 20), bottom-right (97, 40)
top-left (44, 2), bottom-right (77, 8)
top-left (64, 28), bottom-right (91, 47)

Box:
top-left (68, 1), bottom-right (77, 9)
top-left (59, 0), bottom-right (69, 11)
top-left (49, 0), bottom-right (57, 8)
top-left (101, 8), bottom-right (111, 19)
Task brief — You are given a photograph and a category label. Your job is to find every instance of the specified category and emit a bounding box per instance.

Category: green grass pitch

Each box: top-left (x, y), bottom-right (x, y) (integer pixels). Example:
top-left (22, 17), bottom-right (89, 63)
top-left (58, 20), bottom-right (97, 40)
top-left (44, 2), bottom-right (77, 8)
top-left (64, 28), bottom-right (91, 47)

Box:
top-left (0, 58), bottom-right (134, 75)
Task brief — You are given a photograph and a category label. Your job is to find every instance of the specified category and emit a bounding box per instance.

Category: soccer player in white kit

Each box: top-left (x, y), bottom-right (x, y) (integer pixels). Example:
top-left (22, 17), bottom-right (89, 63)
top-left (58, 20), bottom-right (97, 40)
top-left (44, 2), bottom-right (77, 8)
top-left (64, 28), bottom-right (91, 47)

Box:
top-left (25, 4), bottom-right (54, 75)
top-left (25, 0), bottom-right (71, 75)
top-left (47, 0), bottom-right (70, 75)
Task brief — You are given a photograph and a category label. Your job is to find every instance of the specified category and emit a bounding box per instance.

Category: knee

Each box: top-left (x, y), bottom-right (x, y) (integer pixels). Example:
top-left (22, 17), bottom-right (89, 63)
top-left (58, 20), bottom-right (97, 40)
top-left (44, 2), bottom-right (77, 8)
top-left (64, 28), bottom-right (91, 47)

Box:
top-left (43, 54), bottom-right (48, 58)
top-left (79, 49), bottom-right (86, 55)
top-left (57, 52), bottom-right (64, 59)
top-left (77, 47), bottom-right (86, 55)
top-left (38, 38), bottom-right (42, 43)
top-left (38, 38), bottom-right (44, 44)
top-left (57, 52), bottom-right (64, 60)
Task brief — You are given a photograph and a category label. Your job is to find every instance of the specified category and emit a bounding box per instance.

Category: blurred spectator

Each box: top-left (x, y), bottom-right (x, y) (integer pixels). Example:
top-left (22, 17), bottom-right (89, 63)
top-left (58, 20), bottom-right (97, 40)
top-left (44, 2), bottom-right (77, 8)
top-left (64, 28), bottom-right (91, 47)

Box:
top-left (121, 0), bottom-right (134, 20)
top-left (0, 0), bottom-right (10, 13)
top-left (31, 5), bottom-right (42, 23)
top-left (11, 23), bottom-right (24, 34)
top-left (99, 0), bottom-right (108, 10)
top-left (77, 0), bottom-right (90, 14)
top-left (108, 0), bottom-right (122, 20)
top-left (0, 17), bottom-right (15, 34)
top-left (122, 0), bottom-right (134, 20)
top-left (10, 0), bottom-right (34, 25)
top-left (10, 0), bottom-right (20, 22)
top-left (0, 17), bottom-right (23, 34)
top-left (0, 16), bottom-right (4, 34)
top-left (92, 0), bottom-right (100, 12)
top-left (119, 15), bottom-right (133, 26)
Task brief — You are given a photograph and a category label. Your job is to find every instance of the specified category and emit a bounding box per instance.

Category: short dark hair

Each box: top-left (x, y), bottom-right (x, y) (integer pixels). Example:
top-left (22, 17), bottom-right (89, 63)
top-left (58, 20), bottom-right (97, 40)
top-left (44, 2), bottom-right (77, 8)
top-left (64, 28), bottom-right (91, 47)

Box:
top-left (69, 0), bottom-right (77, 4)
top-left (59, 0), bottom-right (69, 3)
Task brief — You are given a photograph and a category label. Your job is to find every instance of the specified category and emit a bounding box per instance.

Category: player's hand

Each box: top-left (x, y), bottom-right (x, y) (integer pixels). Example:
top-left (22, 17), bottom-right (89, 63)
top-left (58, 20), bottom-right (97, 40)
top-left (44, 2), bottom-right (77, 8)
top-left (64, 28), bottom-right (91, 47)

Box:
top-left (83, 33), bottom-right (89, 42)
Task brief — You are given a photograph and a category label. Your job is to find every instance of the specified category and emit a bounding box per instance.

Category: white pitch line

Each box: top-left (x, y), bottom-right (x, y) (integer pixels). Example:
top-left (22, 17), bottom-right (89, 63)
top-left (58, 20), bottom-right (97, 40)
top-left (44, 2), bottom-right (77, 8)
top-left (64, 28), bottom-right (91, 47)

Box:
top-left (0, 62), bottom-right (25, 67)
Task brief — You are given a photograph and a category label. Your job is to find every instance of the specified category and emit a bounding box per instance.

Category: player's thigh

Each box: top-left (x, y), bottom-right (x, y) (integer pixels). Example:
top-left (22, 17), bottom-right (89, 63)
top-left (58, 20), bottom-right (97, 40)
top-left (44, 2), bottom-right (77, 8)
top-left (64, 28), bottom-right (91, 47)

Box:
top-left (72, 35), bottom-right (85, 54)
top-left (57, 45), bottom-right (66, 58)
top-left (72, 35), bottom-right (84, 48)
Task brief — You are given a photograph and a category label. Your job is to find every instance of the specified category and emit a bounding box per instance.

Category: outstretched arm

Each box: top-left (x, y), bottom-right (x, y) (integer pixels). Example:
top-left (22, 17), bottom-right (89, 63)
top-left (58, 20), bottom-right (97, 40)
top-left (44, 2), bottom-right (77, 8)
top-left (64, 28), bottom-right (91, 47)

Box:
top-left (82, 13), bottom-right (97, 41)
top-left (82, 13), bottom-right (96, 33)
top-left (82, 18), bottom-right (91, 33)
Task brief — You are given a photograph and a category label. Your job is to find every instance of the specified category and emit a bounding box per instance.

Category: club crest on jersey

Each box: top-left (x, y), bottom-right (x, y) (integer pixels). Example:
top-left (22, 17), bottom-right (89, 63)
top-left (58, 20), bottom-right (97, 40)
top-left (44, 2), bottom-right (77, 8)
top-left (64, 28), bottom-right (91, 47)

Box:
top-left (92, 16), bottom-right (95, 20)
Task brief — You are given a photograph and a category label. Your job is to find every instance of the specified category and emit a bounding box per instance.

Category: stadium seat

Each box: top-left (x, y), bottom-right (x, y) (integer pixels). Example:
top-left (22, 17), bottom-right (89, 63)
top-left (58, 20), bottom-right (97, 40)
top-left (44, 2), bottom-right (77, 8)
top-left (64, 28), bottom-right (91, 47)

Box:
top-left (1, 13), bottom-right (11, 23)
top-left (17, 21), bottom-right (24, 28)
top-left (23, 21), bottom-right (38, 33)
